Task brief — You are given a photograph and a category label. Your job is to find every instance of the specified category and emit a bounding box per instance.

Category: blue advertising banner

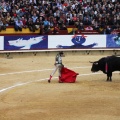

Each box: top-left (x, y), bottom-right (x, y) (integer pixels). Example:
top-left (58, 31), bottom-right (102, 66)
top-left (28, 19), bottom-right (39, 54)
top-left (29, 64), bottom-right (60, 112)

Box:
top-left (106, 34), bottom-right (120, 48)
top-left (48, 35), bottom-right (106, 49)
top-left (2, 34), bottom-right (120, 51)
top-left (4, 35), bottom-right (48, 50)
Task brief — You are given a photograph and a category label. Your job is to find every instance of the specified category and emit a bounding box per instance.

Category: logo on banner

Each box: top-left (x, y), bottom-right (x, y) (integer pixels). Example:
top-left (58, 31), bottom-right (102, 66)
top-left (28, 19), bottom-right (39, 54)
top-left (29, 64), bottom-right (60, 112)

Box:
top-left (56, 35), bottom-right (98, 48)
top-left (113, 33), bottom-right (120, 46)
top-left (8, 36), bottom-right (45, 49)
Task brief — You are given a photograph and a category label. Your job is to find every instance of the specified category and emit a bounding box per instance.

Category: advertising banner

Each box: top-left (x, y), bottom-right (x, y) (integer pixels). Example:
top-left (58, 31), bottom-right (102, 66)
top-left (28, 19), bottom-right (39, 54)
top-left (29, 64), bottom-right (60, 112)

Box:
top-left (4, 35), bottom-right (48, 50)
top-left (106, 34), bottom-right (120, 48)
top-left (1, 34), bottom-right (120, 51)
top-left (48, 35), bottom-right (106, 49)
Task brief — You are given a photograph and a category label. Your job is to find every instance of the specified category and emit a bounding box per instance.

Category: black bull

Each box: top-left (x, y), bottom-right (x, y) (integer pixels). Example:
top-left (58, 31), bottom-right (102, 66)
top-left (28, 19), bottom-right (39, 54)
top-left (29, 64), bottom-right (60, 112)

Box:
top-left (90, 55), bottom-right (120, 81)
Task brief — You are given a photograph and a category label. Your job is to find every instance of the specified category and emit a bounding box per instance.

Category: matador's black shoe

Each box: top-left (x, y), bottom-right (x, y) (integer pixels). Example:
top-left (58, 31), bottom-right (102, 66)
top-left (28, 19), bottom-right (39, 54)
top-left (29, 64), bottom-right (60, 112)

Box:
top-left (48, 79), bottom-right (51, 83)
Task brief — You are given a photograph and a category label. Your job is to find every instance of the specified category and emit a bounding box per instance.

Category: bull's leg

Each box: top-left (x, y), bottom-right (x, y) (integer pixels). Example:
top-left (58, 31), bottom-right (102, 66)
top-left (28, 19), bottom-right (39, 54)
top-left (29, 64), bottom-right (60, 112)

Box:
top-left (107, 73), bottom-right (112, 82)
top-left (110, 77), bottom-right (112, 81)
top-left (109, 72), bottom-right (112, 82)
top-left (106, 75), bottom-right (109, 81)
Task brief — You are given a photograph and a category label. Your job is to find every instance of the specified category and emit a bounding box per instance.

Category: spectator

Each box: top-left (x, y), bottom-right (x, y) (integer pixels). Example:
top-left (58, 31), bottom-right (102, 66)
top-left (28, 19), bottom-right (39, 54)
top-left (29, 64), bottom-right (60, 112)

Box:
top-left (67, 17), bottom-right (74, 26)
top-left (53, 17), bottom-right (57, 26)
top-left (6, 12), bottom-right (11, 26)
top-left (43, 18), bottom-right (50, 28)
top-left (1, 16), bottom-right (7, 30)
top-left (5, 3), bottom-right (11, 12)
top-left (58, 18), bottom-right (64, 28)
top-left (72, 13), bottom-right (77, 22)
top-left (83, 17), bottom-right (91, 25)
top-left (44, 25), bottom-right (51, 34)
top-left (92, 19), bottom-right (99, 30)
top-left (49, 17), bottom-right (54, 28)
top-left (27, 18), bottom-right (36, 32)
top-left (52, 24), bottom-right (59, 34)
top-left (32, 13), bottom-right (38, 23)
top-left (85, 25), bottom-right (93, 30)
top-left (17, 9), bottom-right (24, 18)
top-left (66, 13), bottom-right (71, 25)
top-left (39, 25), bottom-right (44, 35)
top-left (78, 22), bottom-right (84, 30)
top-left (105, 25), bottom-right (112, 34)
top-left (21, 16), bottom-right (27, 28)
top-left (9, 16), bottom-right (15, 26)
top-left (0, 17), bottom-right (6, 32)
top-left (39, 16), bottom-right (44, 26)
top-left (60, 23), bottom-right (67, 30)
top-left (13, 13), bottom-right (19, 23)
top-left (34, 18), bottom-right (40, 30)
top-left (30, 0), bottom-right (37, 4)
top-left (14, 18), bottom-right (23, 31)
top-left (0, 2), bottom-right (3, 11)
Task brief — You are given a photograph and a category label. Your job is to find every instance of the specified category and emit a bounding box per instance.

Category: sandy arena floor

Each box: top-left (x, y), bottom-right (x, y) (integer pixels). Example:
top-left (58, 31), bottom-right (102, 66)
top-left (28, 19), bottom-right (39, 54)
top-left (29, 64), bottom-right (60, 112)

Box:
top-left (0, 52), bottom-right (120, 120)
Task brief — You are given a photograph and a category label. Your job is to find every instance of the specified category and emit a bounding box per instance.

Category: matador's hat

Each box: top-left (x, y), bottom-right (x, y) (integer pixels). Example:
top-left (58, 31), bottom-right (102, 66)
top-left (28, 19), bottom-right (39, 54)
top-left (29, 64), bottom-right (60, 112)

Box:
top-left (59, 51), bottom-right (64, 55)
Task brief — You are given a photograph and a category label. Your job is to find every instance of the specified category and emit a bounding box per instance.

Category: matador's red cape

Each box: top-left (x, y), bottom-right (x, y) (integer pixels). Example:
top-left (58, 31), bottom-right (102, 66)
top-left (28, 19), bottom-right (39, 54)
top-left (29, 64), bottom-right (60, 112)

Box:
top-left (60, 67), bottom-right (79, 83)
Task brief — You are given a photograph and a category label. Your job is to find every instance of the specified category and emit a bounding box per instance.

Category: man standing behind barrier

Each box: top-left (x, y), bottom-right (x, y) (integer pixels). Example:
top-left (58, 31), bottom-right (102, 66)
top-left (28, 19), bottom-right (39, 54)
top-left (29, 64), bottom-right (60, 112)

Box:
top-left (48, 51), bottom-right (65, 83)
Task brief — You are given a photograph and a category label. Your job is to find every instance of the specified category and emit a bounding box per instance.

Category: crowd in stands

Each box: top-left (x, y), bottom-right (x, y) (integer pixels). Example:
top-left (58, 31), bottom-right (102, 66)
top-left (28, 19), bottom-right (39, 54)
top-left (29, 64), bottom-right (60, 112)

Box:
top-left (0, 0), bottom-right (119, 34)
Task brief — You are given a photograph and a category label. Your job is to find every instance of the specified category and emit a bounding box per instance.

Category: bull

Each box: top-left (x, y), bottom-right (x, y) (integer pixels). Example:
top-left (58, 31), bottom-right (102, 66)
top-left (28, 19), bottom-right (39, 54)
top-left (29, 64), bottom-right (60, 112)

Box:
top-left (90, 55), bottom-right (120, 81)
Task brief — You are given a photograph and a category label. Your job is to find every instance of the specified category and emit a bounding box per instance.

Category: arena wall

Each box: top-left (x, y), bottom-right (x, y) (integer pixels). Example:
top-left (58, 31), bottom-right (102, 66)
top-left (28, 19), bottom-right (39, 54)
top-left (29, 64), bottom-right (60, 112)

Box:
top-left (0, 49), bottom-right (120, 59)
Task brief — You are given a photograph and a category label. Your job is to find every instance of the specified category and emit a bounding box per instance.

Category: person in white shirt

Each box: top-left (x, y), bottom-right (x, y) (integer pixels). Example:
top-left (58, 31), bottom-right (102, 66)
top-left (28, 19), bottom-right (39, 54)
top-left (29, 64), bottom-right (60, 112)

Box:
top-left (29, 0), bottom-right (36, 4)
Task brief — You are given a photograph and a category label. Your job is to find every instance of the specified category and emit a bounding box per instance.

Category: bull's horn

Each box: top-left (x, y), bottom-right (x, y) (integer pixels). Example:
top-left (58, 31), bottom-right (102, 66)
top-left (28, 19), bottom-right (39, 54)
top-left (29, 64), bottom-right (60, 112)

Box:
top-left (89, 61), bottom-right (98, 63)
top-left (89, 61), bottom-right (94, 63)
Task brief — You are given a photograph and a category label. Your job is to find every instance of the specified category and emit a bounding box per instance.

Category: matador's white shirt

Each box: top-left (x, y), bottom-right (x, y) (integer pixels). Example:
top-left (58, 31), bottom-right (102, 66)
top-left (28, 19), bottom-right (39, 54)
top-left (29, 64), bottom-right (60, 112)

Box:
top-left (55, 54), bottom-right (62, 64)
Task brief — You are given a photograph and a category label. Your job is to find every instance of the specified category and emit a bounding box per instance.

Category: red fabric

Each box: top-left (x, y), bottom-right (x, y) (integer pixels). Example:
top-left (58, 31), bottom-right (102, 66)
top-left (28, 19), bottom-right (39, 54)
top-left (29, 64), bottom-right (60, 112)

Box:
top-left (105, 63), bottom-right (108, 73)
top-left (60, 67), bottom-right (79, 83)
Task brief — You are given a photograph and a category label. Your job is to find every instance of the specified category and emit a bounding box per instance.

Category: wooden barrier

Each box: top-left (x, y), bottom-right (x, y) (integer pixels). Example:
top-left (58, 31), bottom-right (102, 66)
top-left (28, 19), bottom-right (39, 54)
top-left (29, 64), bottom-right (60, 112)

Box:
top-left (47, 30), bottom-right (68, 35)
top-left (56, 30), bottom-right (68, 35)
top-left (0, 27), bottom-right (119, 35)
top-left (76, 30), bottom-right (99, 34)
top-left (0, 27), bottom-right (40, 35)
top-left (0, 49), bottom-right (120, 58)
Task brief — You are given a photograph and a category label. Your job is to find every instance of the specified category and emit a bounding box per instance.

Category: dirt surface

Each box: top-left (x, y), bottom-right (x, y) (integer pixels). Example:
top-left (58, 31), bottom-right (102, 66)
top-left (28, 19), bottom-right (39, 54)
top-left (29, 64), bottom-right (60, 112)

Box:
top-left (0, 53), bottom-right (120, 120)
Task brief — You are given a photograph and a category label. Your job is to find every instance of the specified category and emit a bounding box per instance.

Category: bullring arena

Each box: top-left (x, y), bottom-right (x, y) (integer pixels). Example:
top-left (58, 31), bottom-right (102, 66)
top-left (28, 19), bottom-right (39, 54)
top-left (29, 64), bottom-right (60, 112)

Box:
top-left (0, 49), bottom-right (120, 120)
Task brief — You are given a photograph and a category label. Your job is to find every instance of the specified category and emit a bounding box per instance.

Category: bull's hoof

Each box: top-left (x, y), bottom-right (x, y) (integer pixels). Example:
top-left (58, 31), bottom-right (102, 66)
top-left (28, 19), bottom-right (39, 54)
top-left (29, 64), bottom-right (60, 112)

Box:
top-left (106, 80), bottom-right (112, 82)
